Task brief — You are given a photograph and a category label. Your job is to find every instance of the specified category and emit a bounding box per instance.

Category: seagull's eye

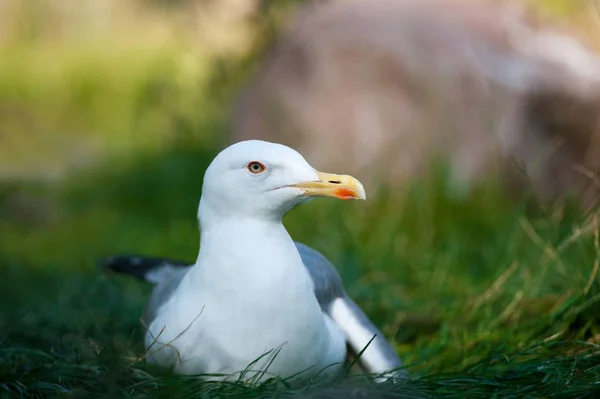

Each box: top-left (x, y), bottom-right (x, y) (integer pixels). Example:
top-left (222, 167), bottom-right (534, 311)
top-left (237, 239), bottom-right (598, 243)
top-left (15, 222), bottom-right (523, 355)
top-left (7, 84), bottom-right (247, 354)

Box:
top-left (247, 161), bottom-right (266, 174)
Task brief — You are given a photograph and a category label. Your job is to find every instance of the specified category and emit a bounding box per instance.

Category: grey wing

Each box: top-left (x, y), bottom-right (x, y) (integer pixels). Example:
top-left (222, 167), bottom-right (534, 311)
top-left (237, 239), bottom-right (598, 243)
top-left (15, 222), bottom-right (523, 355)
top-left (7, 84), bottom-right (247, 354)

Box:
top-left (295, 241), bottom-right (346, 309)
top-left (294, 242), bottom-right (407, 378)
top-left (142, 266), bottom-right (190, 327)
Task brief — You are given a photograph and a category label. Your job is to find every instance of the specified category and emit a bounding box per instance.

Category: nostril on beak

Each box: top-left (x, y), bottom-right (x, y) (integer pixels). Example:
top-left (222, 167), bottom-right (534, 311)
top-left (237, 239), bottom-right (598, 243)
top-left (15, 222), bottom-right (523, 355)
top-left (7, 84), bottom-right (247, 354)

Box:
top-left (328, 180), bottom-right (342, 184)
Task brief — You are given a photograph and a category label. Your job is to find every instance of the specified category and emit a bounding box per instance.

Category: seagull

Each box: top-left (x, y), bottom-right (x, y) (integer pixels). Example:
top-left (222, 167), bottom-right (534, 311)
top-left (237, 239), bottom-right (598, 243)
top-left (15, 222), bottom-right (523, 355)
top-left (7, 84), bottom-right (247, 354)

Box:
top-left (101, 140), bottom-right (405, 383)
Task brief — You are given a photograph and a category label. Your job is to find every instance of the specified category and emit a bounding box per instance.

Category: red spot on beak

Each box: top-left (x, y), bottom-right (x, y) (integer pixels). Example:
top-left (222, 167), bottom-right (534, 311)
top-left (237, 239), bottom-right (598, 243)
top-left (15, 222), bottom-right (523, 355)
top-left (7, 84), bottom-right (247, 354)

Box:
top-left (335, 187), bottom-right (357, 200)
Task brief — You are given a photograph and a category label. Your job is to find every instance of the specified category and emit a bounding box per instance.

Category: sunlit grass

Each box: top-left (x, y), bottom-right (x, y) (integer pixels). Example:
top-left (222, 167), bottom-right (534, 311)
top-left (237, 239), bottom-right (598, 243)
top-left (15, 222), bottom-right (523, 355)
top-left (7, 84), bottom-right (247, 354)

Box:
top-left (0, 42), bottom-right (216, 180)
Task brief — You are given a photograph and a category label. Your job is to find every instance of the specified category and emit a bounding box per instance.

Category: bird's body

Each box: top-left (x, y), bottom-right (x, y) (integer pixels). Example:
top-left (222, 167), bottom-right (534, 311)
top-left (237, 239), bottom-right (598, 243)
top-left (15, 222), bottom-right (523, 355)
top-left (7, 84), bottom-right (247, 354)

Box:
top-left (144, 219), bottom-right (346, 380)
top-left (102, 140), bottom-right (405, 383)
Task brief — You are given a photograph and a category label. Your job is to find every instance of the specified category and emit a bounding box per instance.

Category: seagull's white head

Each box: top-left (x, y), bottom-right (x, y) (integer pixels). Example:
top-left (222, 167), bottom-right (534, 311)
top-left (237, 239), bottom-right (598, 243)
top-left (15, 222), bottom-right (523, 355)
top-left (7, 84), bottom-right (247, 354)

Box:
top-left (198, 140), bottom-right (366, 223)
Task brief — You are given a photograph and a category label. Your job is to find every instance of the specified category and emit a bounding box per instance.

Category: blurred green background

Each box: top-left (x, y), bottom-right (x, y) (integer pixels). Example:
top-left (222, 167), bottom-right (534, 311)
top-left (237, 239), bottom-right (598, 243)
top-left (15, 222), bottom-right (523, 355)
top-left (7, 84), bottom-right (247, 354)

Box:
top-left (1, 0), bottom-right (600, 397)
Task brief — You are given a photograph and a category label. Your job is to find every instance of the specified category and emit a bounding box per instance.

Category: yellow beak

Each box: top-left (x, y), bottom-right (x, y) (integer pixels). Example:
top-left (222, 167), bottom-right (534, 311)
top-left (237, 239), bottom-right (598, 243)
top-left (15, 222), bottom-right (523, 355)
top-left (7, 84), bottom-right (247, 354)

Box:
top-left (289, 171), bottom-right (367, 200)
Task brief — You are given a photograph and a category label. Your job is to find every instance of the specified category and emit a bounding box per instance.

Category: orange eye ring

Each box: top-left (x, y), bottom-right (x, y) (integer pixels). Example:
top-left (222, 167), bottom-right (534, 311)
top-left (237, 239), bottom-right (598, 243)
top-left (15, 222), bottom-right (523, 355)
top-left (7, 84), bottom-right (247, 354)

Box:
top-left (247, 161), bottom-right (266, 174)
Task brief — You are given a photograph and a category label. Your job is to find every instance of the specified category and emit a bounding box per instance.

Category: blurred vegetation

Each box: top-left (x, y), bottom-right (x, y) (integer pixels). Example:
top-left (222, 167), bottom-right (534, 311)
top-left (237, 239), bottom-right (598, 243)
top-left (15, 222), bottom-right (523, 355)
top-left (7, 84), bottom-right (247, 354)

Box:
top-left (2, 0), bottom-right (600, 397)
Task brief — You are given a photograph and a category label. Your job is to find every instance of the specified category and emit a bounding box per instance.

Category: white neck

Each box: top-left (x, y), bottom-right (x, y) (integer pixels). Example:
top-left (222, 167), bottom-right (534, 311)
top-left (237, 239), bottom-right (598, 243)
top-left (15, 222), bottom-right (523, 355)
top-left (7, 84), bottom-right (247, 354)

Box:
top-left (190, 203), bottom-right (313, 299)
top-left (197, 193), bottom-right (287, 228)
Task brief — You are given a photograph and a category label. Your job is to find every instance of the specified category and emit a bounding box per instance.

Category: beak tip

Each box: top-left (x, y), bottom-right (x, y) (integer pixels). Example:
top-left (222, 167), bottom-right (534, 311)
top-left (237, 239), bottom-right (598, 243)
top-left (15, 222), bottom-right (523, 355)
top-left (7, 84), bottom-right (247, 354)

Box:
top-left (356, 183), bottom-right (367, 200)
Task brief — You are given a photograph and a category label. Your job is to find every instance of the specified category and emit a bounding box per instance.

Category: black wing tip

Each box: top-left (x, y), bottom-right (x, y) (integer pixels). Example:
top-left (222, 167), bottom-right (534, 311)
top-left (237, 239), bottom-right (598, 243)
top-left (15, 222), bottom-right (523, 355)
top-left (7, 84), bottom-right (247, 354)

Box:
top-left (98, 254), bottom-right (191, 280)
top-left (98, 254), bottom-right (151, 280)
top-left (97, 253), bottom-right (141, 269)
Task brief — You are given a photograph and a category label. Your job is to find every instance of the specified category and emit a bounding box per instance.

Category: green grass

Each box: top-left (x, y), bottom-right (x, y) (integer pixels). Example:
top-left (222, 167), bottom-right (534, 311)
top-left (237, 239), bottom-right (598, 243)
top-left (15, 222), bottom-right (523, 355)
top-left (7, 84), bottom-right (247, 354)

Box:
top-left (2, 1), bottom-right (600, 397)
top-left (2, 140), bottom-right (600, 397)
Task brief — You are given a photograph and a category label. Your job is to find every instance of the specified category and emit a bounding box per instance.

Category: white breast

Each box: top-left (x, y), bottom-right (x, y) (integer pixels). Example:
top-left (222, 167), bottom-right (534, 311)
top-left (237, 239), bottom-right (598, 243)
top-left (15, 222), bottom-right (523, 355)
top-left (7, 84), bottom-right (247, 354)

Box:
top-left (144, 220), bottom-right (347, 381)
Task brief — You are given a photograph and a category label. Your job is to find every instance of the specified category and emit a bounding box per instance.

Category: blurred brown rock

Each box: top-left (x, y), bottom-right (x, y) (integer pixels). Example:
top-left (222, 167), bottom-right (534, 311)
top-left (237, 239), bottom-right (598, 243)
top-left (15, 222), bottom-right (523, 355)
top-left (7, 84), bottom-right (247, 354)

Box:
top-left (231, 0), bottom-right (600, 207)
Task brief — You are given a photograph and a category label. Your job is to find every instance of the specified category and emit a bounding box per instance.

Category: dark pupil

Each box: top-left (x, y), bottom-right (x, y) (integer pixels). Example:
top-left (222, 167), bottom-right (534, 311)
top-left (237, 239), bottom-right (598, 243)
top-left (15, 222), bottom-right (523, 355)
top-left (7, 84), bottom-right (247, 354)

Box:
top-left (252, 163), bottom-right (259, 171)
